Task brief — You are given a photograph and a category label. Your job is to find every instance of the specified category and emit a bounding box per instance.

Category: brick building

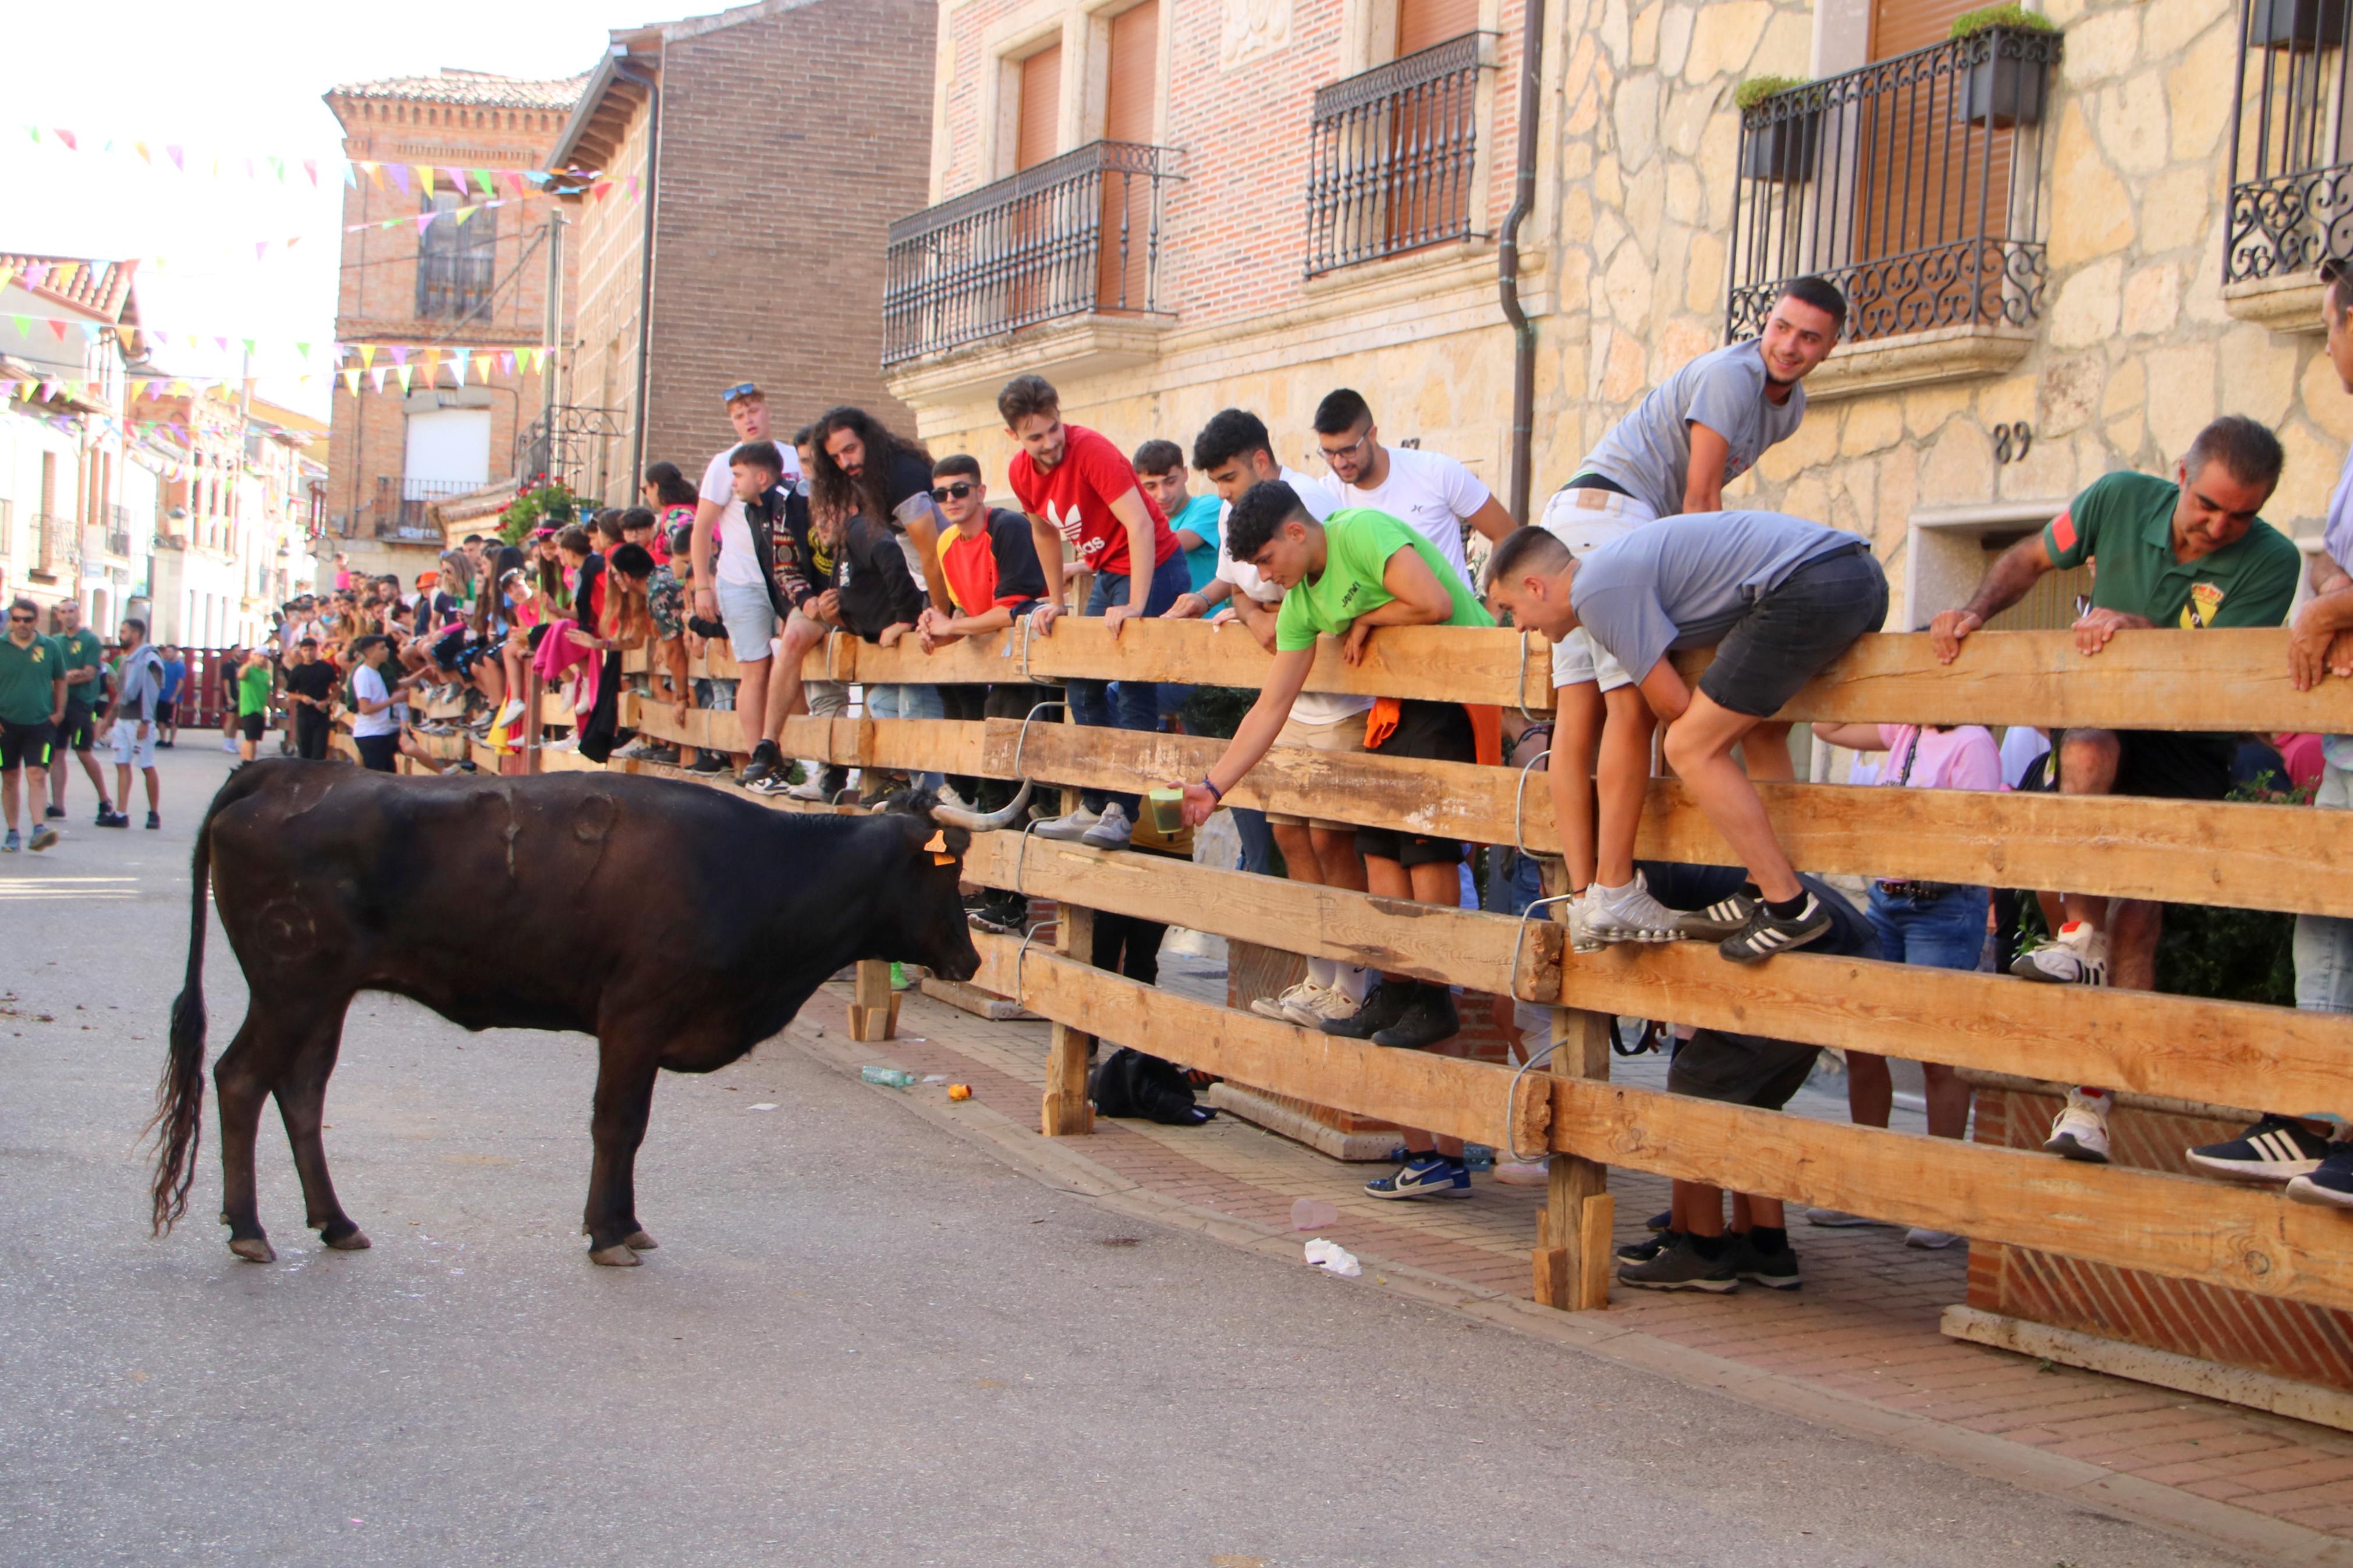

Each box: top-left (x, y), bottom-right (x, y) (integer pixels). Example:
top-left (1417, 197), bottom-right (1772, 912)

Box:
top-left (546, 0), bottom-right (937, 497)
top-left (321, 67), bottom-right (585, 581)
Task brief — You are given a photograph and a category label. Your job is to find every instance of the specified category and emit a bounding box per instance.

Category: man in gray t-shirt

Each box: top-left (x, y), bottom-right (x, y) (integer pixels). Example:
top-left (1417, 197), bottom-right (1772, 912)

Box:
top-left (1489, 513), bottom-right (1888, 965)
top-left (1573, 339), bottom-right (1808, 521)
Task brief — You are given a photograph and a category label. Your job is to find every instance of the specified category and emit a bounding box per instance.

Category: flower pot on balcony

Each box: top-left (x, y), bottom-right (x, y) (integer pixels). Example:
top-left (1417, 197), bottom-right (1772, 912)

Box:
top-left (1956, 46), bottom-right (2047, 129)
top-left (1740, 110), bottom-right (1821, 184)
top-left (2249, 0), bottom-right (2350, 51)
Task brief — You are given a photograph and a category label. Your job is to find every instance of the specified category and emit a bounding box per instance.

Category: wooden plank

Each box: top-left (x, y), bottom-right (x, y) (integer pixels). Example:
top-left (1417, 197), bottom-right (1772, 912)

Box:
top-left (1042, 906), bottom-right (1096, 1137)
top-left (969, 931), bottom-right (1547, 1155)
top-left (1684, 625), bottom-right (2353, 734)
top-left (849, 958), bottom-right (897, 1041)
top-left (1537, 849), bottom-right (1612, 1313)
top-left (1548, 1076), bottom-right (2353, 1314)
top-left (960, 833), bottom-right (1561, 1001)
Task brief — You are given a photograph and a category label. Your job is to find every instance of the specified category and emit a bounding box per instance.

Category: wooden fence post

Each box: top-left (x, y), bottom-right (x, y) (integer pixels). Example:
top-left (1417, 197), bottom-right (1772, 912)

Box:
top-left (1039, 688), bottom-right (1095, 1136)
top-left (848, 958), bottom-right (899, 1041)
top-left (1533, 863), bottom-right (1612, 1311)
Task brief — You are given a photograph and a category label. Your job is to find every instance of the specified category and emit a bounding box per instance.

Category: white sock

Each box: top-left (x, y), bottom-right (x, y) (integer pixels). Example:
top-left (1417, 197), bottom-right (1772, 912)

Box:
top-left (1336, 964), bottom-right (1376, 1002)
top-left (1305, 957), bottom-right (1337, 991)
top-left (1593, 879), bottom-right (1635, 901)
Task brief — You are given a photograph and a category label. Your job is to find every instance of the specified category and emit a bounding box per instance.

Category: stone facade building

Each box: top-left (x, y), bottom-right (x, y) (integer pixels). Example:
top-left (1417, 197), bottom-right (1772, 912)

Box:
top-left (321, 68), bottom-right (584, 579)
top-left (548, 0), bottom-right (938, 500)
top-left (888, 0), bottom-right (2338, 624)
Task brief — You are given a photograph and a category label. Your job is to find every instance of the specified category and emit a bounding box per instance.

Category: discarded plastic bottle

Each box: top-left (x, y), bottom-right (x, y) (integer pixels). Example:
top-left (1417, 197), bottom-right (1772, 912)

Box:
top-left (861, 1066), bottom-right (918, 1088)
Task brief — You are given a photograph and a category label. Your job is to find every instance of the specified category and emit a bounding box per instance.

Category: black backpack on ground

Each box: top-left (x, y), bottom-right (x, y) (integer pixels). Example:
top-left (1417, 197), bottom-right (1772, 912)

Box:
top-left (1088, 1048), bottom-right (1215, 1127)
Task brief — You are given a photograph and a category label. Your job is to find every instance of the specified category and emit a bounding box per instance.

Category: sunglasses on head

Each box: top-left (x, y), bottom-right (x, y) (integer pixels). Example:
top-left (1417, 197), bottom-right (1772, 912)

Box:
top-left (929, 482), bottom-right (974, 503)
top-left (721, 382), bottom-right (759, 405)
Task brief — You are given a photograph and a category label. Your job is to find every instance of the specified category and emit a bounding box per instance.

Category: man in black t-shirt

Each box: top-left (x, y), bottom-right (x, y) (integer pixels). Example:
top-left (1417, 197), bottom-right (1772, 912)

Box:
top-left (282, 639), bottom-right (339, 761)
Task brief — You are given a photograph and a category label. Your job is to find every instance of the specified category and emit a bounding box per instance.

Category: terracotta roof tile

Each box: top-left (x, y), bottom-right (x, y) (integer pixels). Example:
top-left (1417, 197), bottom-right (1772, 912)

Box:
top-left (326, 68), bottom-right (585, 111)
top-left (0, 254), bottom-right (137, 324)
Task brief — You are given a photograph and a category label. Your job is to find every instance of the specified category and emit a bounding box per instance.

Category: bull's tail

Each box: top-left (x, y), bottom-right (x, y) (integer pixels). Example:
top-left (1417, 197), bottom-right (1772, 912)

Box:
top-left (148, 788), bottom-right (225, 1235)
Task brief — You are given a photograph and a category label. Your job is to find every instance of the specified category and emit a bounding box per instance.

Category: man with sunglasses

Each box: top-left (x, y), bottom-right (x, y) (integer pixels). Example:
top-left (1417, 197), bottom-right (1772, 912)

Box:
top-left (2, 598), bottom-right (65, 852)
top-left (1930, 415), bottom-right (2301, 1165)
top-left (1311, 389), bottom-right (1514, 588)
top-left (691, 382), bottom-right (801, 773)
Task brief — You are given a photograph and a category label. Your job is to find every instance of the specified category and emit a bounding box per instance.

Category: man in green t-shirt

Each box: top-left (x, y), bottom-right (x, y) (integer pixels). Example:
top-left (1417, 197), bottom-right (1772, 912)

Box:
top-left (1, 597), bottom-right (66, 852)
top-left (235, 646), bottom-right (277, 763)
top-left (1929, 416), bottom-right (2299, 1164)
top-left (1175, 482), bottom-right (1496, 1197)
top-left (46, 598), bottom-right (116, 825)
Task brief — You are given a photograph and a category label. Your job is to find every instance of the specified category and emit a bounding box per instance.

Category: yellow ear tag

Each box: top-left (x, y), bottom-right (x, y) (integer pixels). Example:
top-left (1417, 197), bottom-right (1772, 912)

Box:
top-left (922, 830), bottom-right (947, 853)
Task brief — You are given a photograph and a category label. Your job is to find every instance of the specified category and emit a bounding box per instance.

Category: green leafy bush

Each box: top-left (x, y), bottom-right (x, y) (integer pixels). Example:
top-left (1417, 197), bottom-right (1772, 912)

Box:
top-left (1951, 3), bottom-right (2057, 37)
top-left (497, 482), bottom-right (587, 546)
top-left (1736, 75), bottom-right (1808, 110)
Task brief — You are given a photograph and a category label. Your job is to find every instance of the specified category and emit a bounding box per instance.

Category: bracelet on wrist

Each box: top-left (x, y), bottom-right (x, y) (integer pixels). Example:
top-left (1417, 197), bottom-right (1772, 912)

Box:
top-left (1201, 776), bottom-right (1224, 803)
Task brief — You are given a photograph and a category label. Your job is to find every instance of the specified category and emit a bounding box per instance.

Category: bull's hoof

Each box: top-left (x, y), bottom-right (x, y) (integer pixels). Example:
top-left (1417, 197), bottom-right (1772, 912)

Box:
top-left (623, 1230), bottom-right (658, 1251)
top-left (588, 1242), bottom-right (643, 1267)
top-left (228, 1237), bottom-right (277, 1264)
top-left (323, 1228), bottom-right (372, 1251)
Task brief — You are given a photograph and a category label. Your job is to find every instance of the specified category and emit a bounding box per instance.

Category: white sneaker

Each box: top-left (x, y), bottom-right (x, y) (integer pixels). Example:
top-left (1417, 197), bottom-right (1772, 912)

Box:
top-left (495, 697), bottom-right (526, 728)
top-left (1080, 802), bottom-right (1134, 850)
top-left (1490, 1158), bottom-right (1552, 1186)
top-left (1032, 806), bottom-right (1101, 841)
top-left (1251, 982), bottom-right (1315, 1023)
top-left (1584, 873), bottom-right (1685, 943)
top-left (1564, 887), bottom-right (1604, 955)
top-left (934, 780), bottom-right (972, 812)
top-left (1283, 984), bottom-right (1363, 1029)
top-left (2011, 922), bottom-right (2109, 985)
top-left (1904, 1226), bottom-right (1962, 1250)
top-left (2044, 1089), bottom-right (2113, 1164)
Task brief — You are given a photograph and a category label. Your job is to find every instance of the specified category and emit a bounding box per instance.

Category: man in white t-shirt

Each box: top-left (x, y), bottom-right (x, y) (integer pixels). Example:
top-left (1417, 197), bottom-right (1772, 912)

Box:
top-left (1162, 407), bottom-right (1378, 1029)
top-left (1311, 388), bottom-right (1513, 584)
top-left (690, 381), bottom-right (804, 763)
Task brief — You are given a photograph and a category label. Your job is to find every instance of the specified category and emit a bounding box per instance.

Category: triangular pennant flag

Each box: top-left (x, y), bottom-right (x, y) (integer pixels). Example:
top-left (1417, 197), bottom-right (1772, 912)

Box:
top-left (453, 204), bottom-right (475, 226)
top-left (242, 339), bottom-right (257, 358)
top-left (356, 344), bottom-right (376, 368)
top-left (10, 315), bottom-right (29, 336)
top-left (51, 262), bottom-right (77, 288)
top-left (268, 156), bottom-right (285, 182)
top-left (342, 368), bottom-right (361, 394)
top-left (22, 264), bottom-right (48, 287)
top-left (47, 320), bottom-right (66, 341)
top-left (388, 163), bottom-right (410, 194)
top-left (134, 141), bottom-right (151, 164)
top-left (413, 211), bottom-right (436, 236)
top-left (284, 235), bottom-right (301, 250)
top-left (167, 144), bottom-right (184, 172)
top-left (304, 158), bottom-right (320, 187)
top-left (474, 354), bottom-right (493, 380)
top-left (0, 266), bottom-right (13, 290)
top-left (416, 165), bottom-right (434, 196)
top-left (214, 336), bottom-right (229, 353)
top-left (591, 180), bottom-right (613, 201)
top-left (502, 170), bottom-right (527, 198)
top-left (81, 322), bottom-right (98, 342)
top-left (396, 364), bottom-right (413, 392)
top-left (499, 350), bottom-right (516, 375)
top-left (388, 346), bottom-right (408, 366)
top-left (255, 240), bottom-right (271, 261)
top-left (54, 130), bottom-right (77, 151)
top-left (368, 366), bottom-right (387, 392)
top-left (627, 175), bottom-right (641, 200)
top-left (451, 352), bottom-right (468, 386)
top-left (342, 159), bottom-right (357, 188)
top-left (359, 159), bottom-right (382, 189)
top-left (38, 380), bottom-right (59, 400)
top-left (471, 168), bottom-right (496, 197)
top-left (0, 382), bottom-right (16, 401)
top-left (443, 166), bottom-right (467, 192)
top-left (295, 342), bottom-right (311, 361)
top-left (129, 378), bottom-right (148, 399)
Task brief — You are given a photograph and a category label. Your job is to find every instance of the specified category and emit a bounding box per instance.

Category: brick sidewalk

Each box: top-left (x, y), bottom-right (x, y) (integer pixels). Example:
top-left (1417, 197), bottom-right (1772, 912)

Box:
top-left (814, 980), bottom-right (2353, 1553)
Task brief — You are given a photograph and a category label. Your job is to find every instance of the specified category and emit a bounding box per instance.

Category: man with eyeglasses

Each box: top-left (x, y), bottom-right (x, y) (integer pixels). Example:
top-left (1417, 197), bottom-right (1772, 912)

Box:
top-left (1310, 389), bottom-right (1514, 589)
top-left (691, 382), bottom-right (801, 772)
top-left (1, 598), bottom-right (65, 852)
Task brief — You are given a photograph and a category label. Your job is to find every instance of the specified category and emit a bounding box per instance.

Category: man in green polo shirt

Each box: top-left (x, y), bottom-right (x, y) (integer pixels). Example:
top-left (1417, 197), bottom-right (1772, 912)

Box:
top-left (46, 597), bottom-right (116, 826)
top-left (1929, 415), bottom-right (2298, 1163)
top-left (2, 597), bottom-right (66, 852)
top-left (1174, 482), bottom-right (1496, 1199)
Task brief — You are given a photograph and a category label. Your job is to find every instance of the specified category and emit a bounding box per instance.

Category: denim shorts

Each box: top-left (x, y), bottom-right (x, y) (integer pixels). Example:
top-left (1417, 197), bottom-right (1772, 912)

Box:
top-left (1698, 545), bottom-right (1889, 719)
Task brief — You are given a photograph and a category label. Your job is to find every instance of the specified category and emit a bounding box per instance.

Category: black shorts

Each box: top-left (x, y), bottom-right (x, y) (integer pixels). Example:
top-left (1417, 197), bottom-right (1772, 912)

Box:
top-left (1697, 545), bottom-right (1890, 719)
top-left (354, 734), bottom-right (398, 773)
top-left (58, 702), bottom-right (95, 752)
top-left (0, 717), bottom-right (54, 771)
top-left (1353, 699), bottom-right (1473, 868)
top-left (2053, 728), bottom-right (2231, 802)
top-left (239, 712), bottom-right (267, 742)
top-left (1667, 1027), bottom-right (1820, 1111)
top-left (154, 698), bottom-right (176, 726)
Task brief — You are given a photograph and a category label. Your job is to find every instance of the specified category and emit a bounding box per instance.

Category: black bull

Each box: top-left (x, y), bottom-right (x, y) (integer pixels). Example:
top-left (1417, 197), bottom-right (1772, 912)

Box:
top-left (149, 760), bottom-right (1028, 1265)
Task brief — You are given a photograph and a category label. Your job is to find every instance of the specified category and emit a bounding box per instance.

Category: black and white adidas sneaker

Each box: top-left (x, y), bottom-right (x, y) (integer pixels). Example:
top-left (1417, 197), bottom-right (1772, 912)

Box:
top-left (1717, 893), bottom-right (1833, 964)
top-left (2186, 1115), bottom-right (2334, 1183)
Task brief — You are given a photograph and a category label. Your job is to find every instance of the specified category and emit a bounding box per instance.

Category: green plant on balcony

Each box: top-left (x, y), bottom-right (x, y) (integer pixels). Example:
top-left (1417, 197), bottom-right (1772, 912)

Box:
top-left (1734, 74), bottom-right (1808, 111)
top-left (1736, 76), bottom-right (1819, 183)
top-left (497, 481), bottom-right (585, 546)
top-left (1949, 3), bottom-right (2056, 37)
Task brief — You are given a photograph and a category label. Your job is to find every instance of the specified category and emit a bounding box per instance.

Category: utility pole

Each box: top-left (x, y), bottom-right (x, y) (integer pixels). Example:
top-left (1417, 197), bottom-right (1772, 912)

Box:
top-left (540, 209), bottom-right (565, 486)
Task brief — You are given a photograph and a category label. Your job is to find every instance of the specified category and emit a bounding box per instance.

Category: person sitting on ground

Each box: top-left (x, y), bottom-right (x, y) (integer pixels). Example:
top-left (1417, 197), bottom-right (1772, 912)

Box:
top-left (1003, 373), bottom-right (1188, 851)
top-left (1929, 415), bottom-right (2300, 1164)
top-left (1486, 511), bottom-right (1889, 962)
top-left (1612, 862), bottom-right (1876, 1293)
top-left (1809, 718), bottom-right (2002, 1247)
top-left (1165, 407), bottom-right (1375, 1029)
top-left (1134, 437), bottom-right (1225, 596)
top-left (913, 454), bottom-right (1059, 931)
top-left (1, 596), bottom-right (65, 852)
top-left (1538, 276), bottom-right (1847, 948)
top-left (100, 618), bottom-right (166, 830)
top-left (1176, 482), bottom-right (1496, 1200)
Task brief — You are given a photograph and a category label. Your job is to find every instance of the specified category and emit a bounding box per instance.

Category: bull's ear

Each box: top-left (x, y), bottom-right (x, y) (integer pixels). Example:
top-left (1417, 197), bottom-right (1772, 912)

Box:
top-left (929, 823), bottom-right (972, 865)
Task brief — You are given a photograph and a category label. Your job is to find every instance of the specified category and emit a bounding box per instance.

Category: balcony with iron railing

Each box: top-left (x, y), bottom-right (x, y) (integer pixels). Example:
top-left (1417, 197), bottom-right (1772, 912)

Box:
top-left (105, 502), bottom-right (134, 559)
top-left (2226, 0), bottom-right (2353, 325)
top-left (1305, 34), bottom-right (1489, 276)
top-left (368, 476), bottom-right (478, 542)
top-left (1726, 25), bottom-right (2063, 388)
top-left (882, 140), bottom-right (1181, 369)
top-left (29, 513), bottom-right (63, 579)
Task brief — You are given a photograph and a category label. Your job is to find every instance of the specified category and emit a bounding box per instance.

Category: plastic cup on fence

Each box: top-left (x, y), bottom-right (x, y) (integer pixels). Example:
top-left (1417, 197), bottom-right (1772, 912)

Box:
top-left (1146, 787), bottom-right (1184, 834)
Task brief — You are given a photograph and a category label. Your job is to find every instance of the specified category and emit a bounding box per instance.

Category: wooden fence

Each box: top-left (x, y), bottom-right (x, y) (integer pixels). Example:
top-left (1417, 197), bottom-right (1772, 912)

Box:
top-left (533, 617), bottom-right (2353, 1327)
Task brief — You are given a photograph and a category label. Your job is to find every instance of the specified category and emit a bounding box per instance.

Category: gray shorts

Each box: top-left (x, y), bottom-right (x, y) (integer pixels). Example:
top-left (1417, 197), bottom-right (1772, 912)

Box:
top-left (715, 576), bottom-right (778, 664)
top-left (1697, 546), bottom-right (1889, 720)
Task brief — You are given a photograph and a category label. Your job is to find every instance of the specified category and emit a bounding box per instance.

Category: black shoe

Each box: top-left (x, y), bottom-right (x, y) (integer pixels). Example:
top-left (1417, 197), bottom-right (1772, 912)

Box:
top-left (2187, 1115), bottom-right (2334, 1183)
top-left (686, 751), bottom-right (728, 776)
top-left (1727, 1233), bottom-right (1802, 1290)
top-left (1617, 1233), bottom-right (1739, 1293)
top-left (45, 804), bottom-right (65, 820)
top-left (2288, 1143), bottom-right (2353, 1210)
top-left (1717, 893), bottom-right (1833, 963)
top-left (1646, 1208), bottom-right (1673, 1232)
top-left (738, 739), bottom-right (784, 785)
top-left (145, 812), bottom-right (160, 831)
top-left (1371, 982), bottom-right (1460, 1050)
top-left (97, 809), bottom-right (129, 829)
top-left (969, 894), bottom-right (1027, 936)
top-left (1318, 979), bottom-right (1414, 1040)
top-left (1616, 1229), bottom-right (1683, 1265)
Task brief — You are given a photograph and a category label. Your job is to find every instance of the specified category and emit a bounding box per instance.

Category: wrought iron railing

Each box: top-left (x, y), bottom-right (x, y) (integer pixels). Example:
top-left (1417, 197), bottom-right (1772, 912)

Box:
top-left (883, 141), bottom-right (1180, 365)
top-left (105, 502), bottom-right (133, 557)
top-left (417, 252), bottom-right (496, 319)
top-left (369, 476), bottom-right (477, 541)
top-left (1306, 34), bottom-right (1486, 275)
top-left (1726, 26), bottom-right (2063, 342)
top-left (30, 512), bottom-right (63, 574)
top-left (2227, 0), bottom-right (2353, 283)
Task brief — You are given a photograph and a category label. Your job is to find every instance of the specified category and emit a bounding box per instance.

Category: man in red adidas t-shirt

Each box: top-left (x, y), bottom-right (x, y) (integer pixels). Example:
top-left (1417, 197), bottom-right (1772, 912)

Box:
top-left (999, 374), bottom-right (1189, 850)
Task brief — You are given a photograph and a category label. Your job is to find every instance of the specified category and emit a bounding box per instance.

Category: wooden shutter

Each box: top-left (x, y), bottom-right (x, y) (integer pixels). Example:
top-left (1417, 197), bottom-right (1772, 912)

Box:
top-left (1396, 0), bottom-right (1479, 55)
top-left (1015, 45), bottom-right (1062, 170)
top-left (1097, 1), bottom-right (1159, 309)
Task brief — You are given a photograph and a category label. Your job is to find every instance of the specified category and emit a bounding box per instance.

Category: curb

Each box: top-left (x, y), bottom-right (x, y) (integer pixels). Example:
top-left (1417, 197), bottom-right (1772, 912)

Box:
top-left (787, 1010), bottom-right (2353, 1568)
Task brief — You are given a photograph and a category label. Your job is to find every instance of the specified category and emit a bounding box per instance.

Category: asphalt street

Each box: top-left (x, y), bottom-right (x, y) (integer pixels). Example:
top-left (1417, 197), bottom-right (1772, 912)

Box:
top-left (0, 743), bottom-right (2248, 1567)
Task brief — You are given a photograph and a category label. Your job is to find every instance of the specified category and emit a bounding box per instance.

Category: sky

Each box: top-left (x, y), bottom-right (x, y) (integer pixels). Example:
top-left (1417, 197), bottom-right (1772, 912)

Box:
top-left (0, 1), bottom-right (621, 416)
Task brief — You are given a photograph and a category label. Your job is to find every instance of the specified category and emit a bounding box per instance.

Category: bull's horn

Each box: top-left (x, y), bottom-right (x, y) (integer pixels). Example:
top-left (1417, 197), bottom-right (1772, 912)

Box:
top-left (930, 780), bottom-right (1032, 833)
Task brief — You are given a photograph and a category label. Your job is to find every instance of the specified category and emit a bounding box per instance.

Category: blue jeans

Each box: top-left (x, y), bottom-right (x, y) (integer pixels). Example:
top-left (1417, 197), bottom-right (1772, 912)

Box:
top-left (1868, 884), bottom-right (1990, 971)
top-left (1229, 806), bottom-right (1277, 875)
top-left (1069, 550), bottom-right (1191, 815)
top-left (2297, 760), bottom-right (2353, 1014)
top-left (865, 681), bottom-right (945, 793)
